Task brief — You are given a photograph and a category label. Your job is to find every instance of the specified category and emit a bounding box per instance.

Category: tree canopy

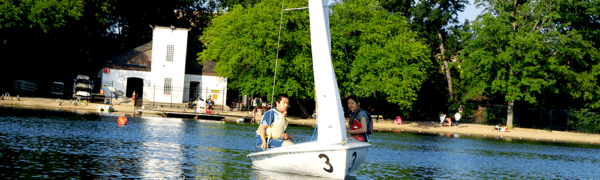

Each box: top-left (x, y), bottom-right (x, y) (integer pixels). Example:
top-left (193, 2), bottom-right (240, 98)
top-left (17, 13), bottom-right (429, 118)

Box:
top-left (0, 0), bottom-right (84, 33)
top-left (458, 0), bottom-right (600, 127)
top-left (0, 0), bottom-right (214, 77)
top-left (199, 0), bottom-right (431, 110)
top-left (330, 0), bottom-right (432, 109)
top-left (2, 0), bottom-right (599, 121)
top-left (198, 0), bottom-right (312, 102)
top-left (552, 0), bottom-right (600, 109)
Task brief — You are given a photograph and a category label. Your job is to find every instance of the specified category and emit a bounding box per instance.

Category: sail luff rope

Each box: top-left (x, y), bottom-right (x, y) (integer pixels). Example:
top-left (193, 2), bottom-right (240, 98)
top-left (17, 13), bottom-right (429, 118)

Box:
top-left (265, 0), bottom-right (286, 151)
top-left (284, 7), bottom-right (308, 10)
top-left (269, 0), bottom-right (286, 113)
top-left (333, 0), bottom-right (361, 144)
top-left (271, 4), bottom-right (308, 106)
top-left (333, 0), bottom-right (359, 105)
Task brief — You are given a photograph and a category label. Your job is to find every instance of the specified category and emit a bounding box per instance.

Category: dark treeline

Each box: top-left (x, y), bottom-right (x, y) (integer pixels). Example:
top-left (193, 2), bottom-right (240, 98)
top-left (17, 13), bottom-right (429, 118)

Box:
top-left (0, 0), bottom-right (214, 88)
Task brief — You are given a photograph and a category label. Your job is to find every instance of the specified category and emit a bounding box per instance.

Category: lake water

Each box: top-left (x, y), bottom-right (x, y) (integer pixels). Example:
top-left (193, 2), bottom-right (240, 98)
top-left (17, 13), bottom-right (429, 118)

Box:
top-left (1, 115), bottom-right (599, 179)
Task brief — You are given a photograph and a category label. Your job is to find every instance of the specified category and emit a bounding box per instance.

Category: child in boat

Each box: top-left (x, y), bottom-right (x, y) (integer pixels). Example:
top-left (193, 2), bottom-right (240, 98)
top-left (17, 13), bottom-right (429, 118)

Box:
top-left (255, 94), bottom-right (294, 151)
top-left (345, 95), bottom-right (372, 142)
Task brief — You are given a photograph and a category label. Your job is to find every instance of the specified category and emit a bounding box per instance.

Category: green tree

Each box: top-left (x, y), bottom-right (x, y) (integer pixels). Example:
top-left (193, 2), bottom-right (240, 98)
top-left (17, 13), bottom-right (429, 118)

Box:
top-left (199, 0), bottom-right (312, 103)
top-left (0, 0), bottom-right (214, 78)
top-left (207, 0), bottom-right (262, 9)
top-left (199, 0), bottom-right (431, 112)
top-left (459, 0), bottom-right (596, 128)
top-left (105, 0), bottom-right (211, 37)
top-left (410, 0), bottom-right (467, 100)
top-left (0, 0), bottom-right (84, 33)
top-left (552, 0), bottom-right (600, 110)
top-left (331, 0), bottom-right (431, 110)
top-left (0, 0), bottom-right (100, 78)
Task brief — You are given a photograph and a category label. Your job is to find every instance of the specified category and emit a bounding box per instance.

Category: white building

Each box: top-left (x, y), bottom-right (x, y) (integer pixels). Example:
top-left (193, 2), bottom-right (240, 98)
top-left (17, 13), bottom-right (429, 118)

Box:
top-left (98, 26), bottom-right (227, 105)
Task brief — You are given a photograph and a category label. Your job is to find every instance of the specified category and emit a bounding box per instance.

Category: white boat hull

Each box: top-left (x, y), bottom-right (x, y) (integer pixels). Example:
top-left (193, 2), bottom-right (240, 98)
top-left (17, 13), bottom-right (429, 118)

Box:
top-left (247, 141), bottom-right (371, 179)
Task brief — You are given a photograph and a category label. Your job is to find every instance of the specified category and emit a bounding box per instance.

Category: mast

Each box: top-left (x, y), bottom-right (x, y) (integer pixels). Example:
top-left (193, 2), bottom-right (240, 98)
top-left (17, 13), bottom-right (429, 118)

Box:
top-left (309, 0), bottom-right (347, 144)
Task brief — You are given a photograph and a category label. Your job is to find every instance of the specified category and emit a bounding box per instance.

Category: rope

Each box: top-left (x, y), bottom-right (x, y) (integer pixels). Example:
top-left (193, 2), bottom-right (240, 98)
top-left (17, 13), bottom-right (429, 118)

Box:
top-left (266, 136), bottom-right (271, 150)
top-left (333, 1), bottom-right (366, 145)
top-left (333, 0), bottom-right (360, 105)
top-left (270, 0), bottom-right (285, 108)
top-left (342, 137), bottom-right (349, 145)
top-left (284, 7), bottom-right (308, 11)
top-left (268, 0), bottom-right (361, 145)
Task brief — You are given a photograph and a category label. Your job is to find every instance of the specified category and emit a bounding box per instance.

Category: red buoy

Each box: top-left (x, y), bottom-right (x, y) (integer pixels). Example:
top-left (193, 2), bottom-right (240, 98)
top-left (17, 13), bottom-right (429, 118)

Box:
top-left (118, 116), bottom-right (128, 125)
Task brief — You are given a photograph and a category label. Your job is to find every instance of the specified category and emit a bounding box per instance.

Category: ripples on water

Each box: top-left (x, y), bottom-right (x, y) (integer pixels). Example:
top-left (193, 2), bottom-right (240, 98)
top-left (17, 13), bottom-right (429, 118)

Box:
top-left (0, 115), bottom-right (599, 179)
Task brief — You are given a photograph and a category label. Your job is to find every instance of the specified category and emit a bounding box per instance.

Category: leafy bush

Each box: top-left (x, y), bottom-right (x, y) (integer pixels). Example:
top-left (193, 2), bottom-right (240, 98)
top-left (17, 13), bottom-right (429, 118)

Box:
top-left (571, 111), bottom-right (600, 133)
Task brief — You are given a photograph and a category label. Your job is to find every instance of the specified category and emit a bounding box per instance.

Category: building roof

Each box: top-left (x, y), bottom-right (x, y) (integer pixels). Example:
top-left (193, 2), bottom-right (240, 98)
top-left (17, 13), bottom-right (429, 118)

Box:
top-left (102, 41), bottom-right (216, 76)
top-left (198, 60), bottom-right (217, 76)
top-left (154, 25), bottom-right (190, 32)
top-left (102, 41), bottom-right (153, 71)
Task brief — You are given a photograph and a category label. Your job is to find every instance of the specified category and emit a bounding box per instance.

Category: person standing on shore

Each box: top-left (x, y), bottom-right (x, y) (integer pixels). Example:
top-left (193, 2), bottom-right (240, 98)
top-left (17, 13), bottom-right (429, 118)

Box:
top-left (251, 97), bottom-right (258, 122)
top-left (132, 91), bottom-right (137, 107)
top-left (257, 97), bottom-right (263, 115)
top-left (454, 112), bottom-right (461, 126)
top-left (252, 97), bottom-right (258, 114)
top-left (439, 113), bottom-right (446, 126)
top-left (262, 100), bottom-right (268, 114)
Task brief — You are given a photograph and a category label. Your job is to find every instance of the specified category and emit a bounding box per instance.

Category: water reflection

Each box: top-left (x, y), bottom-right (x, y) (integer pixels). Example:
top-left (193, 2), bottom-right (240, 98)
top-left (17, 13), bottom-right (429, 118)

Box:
top-left (367, 132), bottom-right (600, 179)
top-left (139, 117), bottom-right (184, 179)
top-left (247, 168), bottom-right (346, 180)
top-left (1, 115), bottom-right (600, 179)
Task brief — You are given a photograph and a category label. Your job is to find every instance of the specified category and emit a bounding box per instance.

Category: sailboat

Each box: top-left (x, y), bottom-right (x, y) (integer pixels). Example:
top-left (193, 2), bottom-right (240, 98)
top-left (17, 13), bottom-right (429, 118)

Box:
top-left (246, 0), bottom-right (371, 178)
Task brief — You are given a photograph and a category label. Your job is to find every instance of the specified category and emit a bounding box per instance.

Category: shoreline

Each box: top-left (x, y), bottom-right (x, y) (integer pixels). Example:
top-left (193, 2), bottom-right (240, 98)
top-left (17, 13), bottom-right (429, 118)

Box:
top-left (2, 97), bottom-right (600, 146)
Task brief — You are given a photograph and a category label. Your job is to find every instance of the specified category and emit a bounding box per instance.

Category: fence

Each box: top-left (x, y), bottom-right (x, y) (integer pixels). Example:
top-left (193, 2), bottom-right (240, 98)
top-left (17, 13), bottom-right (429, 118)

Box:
top-left (437, 103), bottom-right (600, 134)
top-left (98, 81), bottom-right (229, 111)
top-left (7, 76), bottom-right (598, 133)
top-left (226, 95), bottom-right (254, 112)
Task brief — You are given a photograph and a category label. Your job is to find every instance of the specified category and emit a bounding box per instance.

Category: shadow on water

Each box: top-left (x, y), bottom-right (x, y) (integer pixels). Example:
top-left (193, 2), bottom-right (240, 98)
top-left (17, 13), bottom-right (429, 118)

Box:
top-left (0, 106), bottom-right (99, 120)
top-left (246, 168), bottom-right (364, 180)
top-left (1, 110), bottom-right (600, 179)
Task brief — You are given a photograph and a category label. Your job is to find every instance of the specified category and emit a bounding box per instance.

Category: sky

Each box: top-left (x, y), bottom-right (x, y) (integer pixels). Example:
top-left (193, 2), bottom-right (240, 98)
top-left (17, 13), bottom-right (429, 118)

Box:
top-left (326, 0), bottom-right (484, 25)
top-left (457, 2), bottom-right (483, 24)
top-left (326, 0), bottom-right (483, 25)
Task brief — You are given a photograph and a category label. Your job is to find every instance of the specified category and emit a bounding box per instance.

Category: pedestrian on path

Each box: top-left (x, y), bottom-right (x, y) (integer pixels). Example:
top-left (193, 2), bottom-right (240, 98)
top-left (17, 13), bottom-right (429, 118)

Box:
top-left (454, 112), bottom-right (461, 126)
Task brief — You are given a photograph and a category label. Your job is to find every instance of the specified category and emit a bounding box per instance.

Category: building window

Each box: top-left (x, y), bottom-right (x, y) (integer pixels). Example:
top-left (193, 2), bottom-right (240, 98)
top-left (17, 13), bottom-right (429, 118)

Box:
top-left (166, 45), bottom-right (174, 62)
top-left (164, 78), bottom-right (172, 95)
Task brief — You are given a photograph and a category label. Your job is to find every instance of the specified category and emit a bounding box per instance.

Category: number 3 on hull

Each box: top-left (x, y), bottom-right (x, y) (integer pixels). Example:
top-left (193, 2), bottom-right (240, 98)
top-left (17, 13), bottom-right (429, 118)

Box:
top-left (248, 142), bottom-right (370, 179)
top-left (318, 151), bottom-right (361, 174)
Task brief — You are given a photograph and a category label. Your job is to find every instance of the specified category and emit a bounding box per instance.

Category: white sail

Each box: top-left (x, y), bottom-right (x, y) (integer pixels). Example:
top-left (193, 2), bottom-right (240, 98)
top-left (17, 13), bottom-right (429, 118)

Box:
top-left (247, 0), bottom-right (370, 178)
top-left (310, 0), bottom-right (347, 144)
